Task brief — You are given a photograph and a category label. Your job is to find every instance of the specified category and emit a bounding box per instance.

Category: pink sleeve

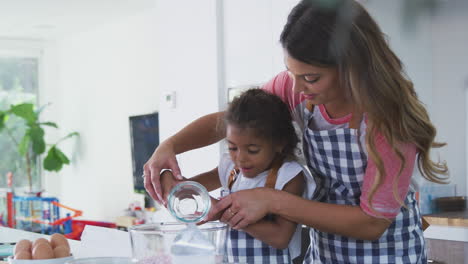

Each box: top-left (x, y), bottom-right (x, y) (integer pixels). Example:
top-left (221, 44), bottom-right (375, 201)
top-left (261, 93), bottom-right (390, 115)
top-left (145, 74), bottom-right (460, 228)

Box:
top-left (359, 133), bottom-right (417, 219)
top-left (262, 71), bottom-right (303, 111)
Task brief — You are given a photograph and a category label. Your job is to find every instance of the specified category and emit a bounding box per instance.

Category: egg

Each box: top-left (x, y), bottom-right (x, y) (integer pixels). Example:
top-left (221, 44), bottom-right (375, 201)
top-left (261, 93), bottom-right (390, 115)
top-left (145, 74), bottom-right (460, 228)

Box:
top-left (32, 238), bottom-right (49, 248)
top-left (53, 245), bottom-right (71, 258)
top-left (50, 233), bottom-right (70, 250)
top-left (14, 250), bottom-right (32, 260)
top-left (32, 242), bottom-right (54, 259)
top-left (14, 239), bottom-right (32, 254)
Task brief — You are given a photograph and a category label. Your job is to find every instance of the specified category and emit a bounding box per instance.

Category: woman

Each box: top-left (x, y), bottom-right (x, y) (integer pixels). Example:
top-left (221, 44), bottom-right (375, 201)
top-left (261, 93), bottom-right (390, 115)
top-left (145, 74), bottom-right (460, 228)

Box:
top-left (143, 0), bottom-right (448, 262)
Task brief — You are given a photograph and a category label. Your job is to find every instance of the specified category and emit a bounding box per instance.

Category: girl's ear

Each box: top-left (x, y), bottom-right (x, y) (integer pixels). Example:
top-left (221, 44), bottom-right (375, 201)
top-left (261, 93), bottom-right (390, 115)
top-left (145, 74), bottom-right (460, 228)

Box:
top-left (275, 142), bottom-right (286, 154)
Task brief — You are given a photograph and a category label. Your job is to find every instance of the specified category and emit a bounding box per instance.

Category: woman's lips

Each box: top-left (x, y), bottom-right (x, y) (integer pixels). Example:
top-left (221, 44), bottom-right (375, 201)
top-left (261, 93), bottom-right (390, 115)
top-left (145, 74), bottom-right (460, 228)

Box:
top-left (303, 93), bottom-right (318, 100)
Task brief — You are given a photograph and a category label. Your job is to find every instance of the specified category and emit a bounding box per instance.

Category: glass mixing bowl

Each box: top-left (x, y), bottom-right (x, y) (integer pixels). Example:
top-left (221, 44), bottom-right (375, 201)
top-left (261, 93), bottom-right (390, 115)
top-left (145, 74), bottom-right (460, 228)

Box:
top-left (129, 222), bottom-right (227, 264)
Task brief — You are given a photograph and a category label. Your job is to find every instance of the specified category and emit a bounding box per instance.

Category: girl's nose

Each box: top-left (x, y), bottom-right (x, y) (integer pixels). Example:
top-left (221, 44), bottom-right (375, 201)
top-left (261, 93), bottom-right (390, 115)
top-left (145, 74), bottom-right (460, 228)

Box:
top-left (237, 151), bottom-right (248, 163)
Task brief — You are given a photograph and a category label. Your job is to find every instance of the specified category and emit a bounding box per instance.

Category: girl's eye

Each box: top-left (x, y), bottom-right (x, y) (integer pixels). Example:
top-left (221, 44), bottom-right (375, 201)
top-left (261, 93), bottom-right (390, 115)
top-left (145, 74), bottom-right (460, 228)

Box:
top-left (304, 76), bottom-right (319, 83)
top-left (248, 149), bottom-right (260, 154)
top-left (228, 147), bottom-right (237, 152)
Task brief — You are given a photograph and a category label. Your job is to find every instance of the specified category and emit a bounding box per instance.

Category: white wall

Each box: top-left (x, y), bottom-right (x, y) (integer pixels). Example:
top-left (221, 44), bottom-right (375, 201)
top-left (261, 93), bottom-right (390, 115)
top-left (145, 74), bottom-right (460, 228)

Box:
top-left (430, 2), bottom-right (468, 195)
top-left (41, 8), bottom-right (159, 221)
top-left (40, 0), bottom-right (223, 222)
top-left (154, 0), bottom-right (221, 176)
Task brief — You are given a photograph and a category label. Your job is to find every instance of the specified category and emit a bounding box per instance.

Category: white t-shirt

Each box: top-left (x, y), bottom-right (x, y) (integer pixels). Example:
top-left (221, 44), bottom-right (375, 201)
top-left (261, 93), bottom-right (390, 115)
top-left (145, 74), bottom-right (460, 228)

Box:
top-left (217, 153), bottom-right (311, 260)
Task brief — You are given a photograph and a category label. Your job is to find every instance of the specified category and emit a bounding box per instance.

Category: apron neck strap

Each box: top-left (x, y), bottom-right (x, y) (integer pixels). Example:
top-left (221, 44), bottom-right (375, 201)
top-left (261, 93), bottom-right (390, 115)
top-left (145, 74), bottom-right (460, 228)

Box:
top-left (306, 102), bottom-right (363, 129)
top-left (227, 155), bottom-right (283, 190)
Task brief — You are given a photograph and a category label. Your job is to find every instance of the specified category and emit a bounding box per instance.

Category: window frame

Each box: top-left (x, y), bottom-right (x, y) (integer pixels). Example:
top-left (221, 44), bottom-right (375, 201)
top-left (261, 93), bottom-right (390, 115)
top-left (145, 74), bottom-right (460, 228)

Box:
top-left (0, 39), bottom-right (44, 192)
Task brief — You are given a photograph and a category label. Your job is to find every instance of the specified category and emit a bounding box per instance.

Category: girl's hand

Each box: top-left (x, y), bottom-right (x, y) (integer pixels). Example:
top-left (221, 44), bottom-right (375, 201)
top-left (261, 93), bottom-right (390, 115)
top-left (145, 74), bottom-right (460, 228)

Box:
top-left (143, 139), bottom-right (183, 204)
top-left (207, 188), bottom-right (273, 229)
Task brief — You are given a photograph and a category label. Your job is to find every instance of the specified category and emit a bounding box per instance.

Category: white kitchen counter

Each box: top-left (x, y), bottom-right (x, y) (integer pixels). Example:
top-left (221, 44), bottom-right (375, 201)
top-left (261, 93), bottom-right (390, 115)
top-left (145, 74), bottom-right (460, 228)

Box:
top-left (0, 226), bottom-right (81, 249)
top-left (424, 225), bottom-right (468, 242)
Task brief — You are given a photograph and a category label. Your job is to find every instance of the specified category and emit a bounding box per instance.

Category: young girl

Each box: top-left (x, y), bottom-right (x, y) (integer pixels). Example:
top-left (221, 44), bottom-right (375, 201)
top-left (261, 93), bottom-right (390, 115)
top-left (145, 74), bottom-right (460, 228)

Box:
top-left (160, 89), bottom-right (308, 263)
top-left (146, 0), bottom-right (448, 263)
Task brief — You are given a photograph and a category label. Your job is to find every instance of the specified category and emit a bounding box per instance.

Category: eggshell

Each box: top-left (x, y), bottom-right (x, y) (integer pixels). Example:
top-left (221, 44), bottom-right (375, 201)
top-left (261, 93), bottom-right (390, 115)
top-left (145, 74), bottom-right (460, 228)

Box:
top-left (32, 242), bottom-right (54, 259)
top-left (14, 250), bottom-right (32, 260)
top-left (32, 238), bottom-right (49, 248)
top-left (53, 245), bottom-right (70, 258)
top-left (14, 240), bottom-right (32, 254)
top-left (50, 233), bottom-right (70, 250)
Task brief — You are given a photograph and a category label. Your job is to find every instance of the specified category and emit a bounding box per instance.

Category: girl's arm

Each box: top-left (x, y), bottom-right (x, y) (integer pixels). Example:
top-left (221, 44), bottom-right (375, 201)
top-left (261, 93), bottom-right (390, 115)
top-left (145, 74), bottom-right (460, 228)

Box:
top-left (190, 167), bottom-right (222, 192)
top-left (225, 173), bottom-right (304, 249)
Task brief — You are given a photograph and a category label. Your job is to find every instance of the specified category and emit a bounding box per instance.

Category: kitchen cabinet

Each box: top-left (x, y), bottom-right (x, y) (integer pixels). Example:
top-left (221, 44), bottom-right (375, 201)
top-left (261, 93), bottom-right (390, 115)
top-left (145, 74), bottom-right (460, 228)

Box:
top-left (427, 238), bottom-right (468, 264)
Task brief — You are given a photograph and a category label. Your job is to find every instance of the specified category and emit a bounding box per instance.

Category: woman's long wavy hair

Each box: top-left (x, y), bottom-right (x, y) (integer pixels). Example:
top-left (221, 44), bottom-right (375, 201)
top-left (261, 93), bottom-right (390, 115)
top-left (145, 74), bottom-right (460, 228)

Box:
top-left (280, 0), bottom-right (448, 211)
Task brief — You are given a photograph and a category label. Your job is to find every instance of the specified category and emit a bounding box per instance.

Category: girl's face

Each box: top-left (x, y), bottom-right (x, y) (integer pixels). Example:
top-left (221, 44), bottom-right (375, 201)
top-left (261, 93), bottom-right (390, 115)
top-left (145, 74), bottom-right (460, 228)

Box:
top-left (226, 124), bottom-right (281, 178)
top-left (284, 51), bottom-right (345, 108)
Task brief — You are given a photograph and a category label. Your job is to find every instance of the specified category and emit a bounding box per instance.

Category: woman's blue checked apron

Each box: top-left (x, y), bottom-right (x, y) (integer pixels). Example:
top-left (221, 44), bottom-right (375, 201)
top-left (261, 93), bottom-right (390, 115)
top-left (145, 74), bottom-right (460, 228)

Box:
top-left (301, 105), bottom-right (426, 263)
top-left (225, 159), bottom-right (291, 264)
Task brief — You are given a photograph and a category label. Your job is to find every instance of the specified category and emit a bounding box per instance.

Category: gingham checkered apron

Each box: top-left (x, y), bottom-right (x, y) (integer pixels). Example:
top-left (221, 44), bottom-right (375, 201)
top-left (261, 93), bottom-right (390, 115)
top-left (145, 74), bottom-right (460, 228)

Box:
top-left (226, 228), bottom-right (291, 263)
top-left (301, 108), bottom-right (426, 263)
top-left (226, 161), bottom-right (292, 264)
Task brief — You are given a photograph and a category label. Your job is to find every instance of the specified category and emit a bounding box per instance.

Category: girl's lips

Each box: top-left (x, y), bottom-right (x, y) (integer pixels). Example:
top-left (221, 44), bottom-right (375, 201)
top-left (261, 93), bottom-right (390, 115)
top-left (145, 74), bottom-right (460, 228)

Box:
top-left (241, 167), bottom-right (253, 172)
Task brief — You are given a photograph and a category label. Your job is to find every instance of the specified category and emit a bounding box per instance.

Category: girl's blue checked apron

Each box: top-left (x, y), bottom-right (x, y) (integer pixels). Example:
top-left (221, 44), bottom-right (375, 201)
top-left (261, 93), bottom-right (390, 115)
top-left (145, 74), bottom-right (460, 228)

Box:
top-left (302, 103), bottom-right (426, 263)
top-left (225, 158), bottom-right (291, 264)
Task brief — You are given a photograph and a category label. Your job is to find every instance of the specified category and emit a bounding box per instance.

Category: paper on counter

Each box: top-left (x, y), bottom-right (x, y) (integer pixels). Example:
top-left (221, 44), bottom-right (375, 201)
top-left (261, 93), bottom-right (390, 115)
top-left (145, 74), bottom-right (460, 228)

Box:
top-left (73, 225), bottom-right (131, 258)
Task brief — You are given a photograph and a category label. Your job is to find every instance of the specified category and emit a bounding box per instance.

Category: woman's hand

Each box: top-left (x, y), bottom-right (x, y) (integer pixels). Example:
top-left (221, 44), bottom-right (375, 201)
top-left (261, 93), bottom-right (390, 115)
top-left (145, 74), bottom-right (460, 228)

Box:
top-left (143, 139), bottom-right (183, 204)
top-left (160, 171), bottom-right (184, 206)
top-left (207, 188), bottom-right (274, 229)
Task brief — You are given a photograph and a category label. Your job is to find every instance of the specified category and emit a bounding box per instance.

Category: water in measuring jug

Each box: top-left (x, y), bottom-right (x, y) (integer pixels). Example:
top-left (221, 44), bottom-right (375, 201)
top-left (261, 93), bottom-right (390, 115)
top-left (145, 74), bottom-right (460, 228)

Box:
top-left (166, 181), bottom-right (217, 261)
top-left (167, 181), bottom-right (211, 223)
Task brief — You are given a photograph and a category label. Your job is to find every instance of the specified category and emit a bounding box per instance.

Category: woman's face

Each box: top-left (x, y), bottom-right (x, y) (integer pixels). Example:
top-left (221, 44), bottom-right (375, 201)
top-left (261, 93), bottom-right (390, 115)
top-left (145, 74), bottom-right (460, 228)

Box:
top-left (284, 51), bottom-right (345, 106)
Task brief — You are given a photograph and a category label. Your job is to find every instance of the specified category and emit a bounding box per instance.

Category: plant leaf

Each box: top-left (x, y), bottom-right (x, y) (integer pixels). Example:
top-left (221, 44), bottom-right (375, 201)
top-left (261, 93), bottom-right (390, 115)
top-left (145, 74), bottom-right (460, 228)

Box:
top-left (18, 134), bottom-right (31, 156)
top-left (56, 131), bottom-right (80, 145)
top-left (54, 147), bottom-right (70, 165)
top-left (43, 147), bottom-right (63, 172)
top-left (39, 122), bottom-right (58, 128)
top-left (0, 112), bottom-right (7, 131)
top-left (29, 126), bottom-right (46, 154)
top-left (10, 103), bottom-right (37, 124)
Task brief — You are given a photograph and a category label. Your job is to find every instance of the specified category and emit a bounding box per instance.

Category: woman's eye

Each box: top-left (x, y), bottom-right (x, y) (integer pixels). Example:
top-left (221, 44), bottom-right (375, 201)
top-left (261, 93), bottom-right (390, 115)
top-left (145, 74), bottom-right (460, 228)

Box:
top-left (248, 149), bottom-right (260, 154)
top-left (304, 76), bottom-right (319, 83)
top-left (228, 147), bottom-right (237, 152)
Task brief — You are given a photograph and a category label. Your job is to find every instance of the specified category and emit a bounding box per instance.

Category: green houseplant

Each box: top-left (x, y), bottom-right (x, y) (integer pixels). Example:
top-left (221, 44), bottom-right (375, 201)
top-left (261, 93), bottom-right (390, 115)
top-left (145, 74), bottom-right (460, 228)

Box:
top-left (0, 102), bottom-right (79, 192)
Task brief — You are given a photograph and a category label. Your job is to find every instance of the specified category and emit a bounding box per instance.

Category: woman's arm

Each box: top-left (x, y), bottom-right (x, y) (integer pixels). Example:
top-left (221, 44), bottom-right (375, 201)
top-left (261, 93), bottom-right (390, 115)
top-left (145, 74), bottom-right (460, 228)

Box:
top-left (212, 188), bottom-right (391, 241)
top-left (144, 112), bottom-right (226, 203)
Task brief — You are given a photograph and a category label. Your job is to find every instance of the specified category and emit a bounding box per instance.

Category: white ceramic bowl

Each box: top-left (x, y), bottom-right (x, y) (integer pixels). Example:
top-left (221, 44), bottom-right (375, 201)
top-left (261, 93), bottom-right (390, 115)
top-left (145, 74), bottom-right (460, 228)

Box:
top-left (64, 257), bottom-right (133, 264)
top-left (7, 256), bottom-right (74, 264)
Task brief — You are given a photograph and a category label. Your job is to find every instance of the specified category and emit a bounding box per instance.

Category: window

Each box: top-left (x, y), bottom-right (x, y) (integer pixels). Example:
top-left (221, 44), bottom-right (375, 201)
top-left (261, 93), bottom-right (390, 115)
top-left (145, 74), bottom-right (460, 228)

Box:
top-left (0, 56), bottom-right (40, 191)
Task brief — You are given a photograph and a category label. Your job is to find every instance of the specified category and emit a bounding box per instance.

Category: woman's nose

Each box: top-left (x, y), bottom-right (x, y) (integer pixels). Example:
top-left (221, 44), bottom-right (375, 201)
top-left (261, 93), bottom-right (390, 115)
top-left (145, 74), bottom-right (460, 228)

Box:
top-left (292, 77), bottom-right (305, 94)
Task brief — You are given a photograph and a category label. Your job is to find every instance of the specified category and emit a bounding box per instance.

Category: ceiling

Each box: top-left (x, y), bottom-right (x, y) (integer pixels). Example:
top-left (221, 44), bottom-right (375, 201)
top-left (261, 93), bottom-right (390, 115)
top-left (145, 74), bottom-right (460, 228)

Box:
top-left (0, 0), bottom-right (155, 40)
